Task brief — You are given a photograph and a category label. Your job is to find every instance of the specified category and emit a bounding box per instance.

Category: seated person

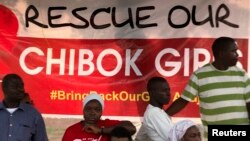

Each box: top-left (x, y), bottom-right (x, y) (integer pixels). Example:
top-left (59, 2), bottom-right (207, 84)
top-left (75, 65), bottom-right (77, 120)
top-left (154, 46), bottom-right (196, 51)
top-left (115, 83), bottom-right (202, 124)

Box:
top-left (110, 126), bottom-right (132, 141)
top-left (167, 120), bottom-right (202, 141)
top-left (135, 77), bottom-right (173, 141)
top-left (62, 93), bottom-right (136, 141)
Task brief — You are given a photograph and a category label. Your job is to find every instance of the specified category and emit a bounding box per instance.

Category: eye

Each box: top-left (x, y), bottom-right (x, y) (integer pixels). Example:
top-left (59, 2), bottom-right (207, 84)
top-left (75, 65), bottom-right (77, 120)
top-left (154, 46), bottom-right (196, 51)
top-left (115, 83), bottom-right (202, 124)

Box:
top-left (84, 107), bottom-right (91, 112)
top-left (95, 108), bottom-right (102, 112)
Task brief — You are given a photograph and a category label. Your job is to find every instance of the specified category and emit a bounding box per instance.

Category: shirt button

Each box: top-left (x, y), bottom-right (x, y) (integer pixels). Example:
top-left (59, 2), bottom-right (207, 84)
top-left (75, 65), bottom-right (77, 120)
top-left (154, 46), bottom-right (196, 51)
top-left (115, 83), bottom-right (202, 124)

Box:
top-left (9, 134), bottom-right (11, 137)
top-left (10, 124), bottom-right (13, 126)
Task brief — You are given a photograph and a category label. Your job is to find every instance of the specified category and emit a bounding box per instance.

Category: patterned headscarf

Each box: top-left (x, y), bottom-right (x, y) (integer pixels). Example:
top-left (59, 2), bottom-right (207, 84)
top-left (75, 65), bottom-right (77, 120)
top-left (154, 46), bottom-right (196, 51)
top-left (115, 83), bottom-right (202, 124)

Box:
top-left (167, 120), bottom-right (196, 141)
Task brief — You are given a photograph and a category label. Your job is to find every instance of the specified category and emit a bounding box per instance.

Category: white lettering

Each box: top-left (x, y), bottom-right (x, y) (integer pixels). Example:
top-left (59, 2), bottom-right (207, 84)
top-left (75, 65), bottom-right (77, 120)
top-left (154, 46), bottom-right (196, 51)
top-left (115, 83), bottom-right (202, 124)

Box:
top-left (184, 48), bottom-right (190, 76)
top-left (19, 47), bottom-right (44, 75)
top-left (155, 48), bottom-right (181, 76)
top-left (97, 49), bottom-right (122, 76)
top-left (193, 48), bottom-right (210, 71)
top-left (212, 129), bottom-right (247, 136)
top-left (212, 129), bottom-right (218, 136)
top-left (46, 48), bottom-right (65, 75)
top-left (78, 49), bottom-right (94, 76)
top-left (125, 49), bottom-right (143, 76)
top-left (19, 47), bottom-right (244, 77)
top-left (68, 49), bottom-right (75, 75)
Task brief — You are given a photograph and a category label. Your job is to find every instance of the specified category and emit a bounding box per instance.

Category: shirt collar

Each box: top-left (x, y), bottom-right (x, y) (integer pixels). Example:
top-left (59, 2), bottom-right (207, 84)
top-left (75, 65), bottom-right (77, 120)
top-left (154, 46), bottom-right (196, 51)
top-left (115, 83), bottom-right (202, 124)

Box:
top-left (0, 101), bottom-right (25, 111)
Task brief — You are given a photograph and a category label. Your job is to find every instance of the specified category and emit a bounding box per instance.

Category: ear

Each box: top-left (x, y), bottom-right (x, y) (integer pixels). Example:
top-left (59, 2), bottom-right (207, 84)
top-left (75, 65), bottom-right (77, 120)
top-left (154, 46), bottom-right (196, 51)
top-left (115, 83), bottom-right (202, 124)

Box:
top-left (218, 51), bottom-right (225, 58)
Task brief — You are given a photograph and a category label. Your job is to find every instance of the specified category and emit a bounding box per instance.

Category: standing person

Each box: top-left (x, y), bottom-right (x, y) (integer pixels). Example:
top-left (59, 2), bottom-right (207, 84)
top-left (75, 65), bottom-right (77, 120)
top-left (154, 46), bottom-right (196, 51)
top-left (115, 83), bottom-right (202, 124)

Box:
top-left (0, 73), bottom-right (48, 141)
top-left (110, 126), bottom-right (132, 141)
top-left (136, 77), bottom-right (173, 141)
top-left (167, 120), bottom-right (202, 141)
top-left (166, 37), bottom-right (250, 139)
top-left (62, 93), bottom-right (136, 141)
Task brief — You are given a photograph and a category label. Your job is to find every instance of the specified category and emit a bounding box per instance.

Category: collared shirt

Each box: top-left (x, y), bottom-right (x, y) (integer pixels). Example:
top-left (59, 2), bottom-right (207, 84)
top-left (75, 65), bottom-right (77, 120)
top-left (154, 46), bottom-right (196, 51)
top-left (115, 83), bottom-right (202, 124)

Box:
top-left (0, 102), bottom-right (48, 141)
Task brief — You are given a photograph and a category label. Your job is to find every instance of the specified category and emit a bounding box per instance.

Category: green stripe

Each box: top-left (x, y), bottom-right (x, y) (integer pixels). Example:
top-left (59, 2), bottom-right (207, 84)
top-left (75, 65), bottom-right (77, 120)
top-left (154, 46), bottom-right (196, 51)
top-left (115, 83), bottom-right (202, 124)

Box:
top-left (188, 79), bottom-right (198, 89)
top-left (201, 94), bottom-right (244, 103)
top-left (200, 82), bottom-right (245, 92)
top-left (197, 70), bottom-right (244, 79)
top-left (182, 79), bottom-right (199, 100)
top-left (183, 90), bottom-right (196, 100)
top-left (246, 79), bottom-right (250, 85)
top-left (246, 92), bottom-right (250, 99)
top-left (202, 118), bottom-right (249, 125)
top-left (200, 106), bottom-right (247, 115)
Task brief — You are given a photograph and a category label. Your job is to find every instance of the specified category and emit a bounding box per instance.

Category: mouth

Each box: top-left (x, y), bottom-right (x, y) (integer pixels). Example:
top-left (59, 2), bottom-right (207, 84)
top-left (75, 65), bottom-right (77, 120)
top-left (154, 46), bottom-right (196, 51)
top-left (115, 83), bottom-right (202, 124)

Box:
top-left (85, 117), bottom-right (97, 121)
top-left (233, 58), bottom-right (238, 64)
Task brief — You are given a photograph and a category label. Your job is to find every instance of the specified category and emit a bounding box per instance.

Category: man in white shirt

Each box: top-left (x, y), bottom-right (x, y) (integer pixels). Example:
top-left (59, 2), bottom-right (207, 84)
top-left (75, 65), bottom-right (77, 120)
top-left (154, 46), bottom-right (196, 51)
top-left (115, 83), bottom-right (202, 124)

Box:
top-left (136, 77), bottom-right (173, 141)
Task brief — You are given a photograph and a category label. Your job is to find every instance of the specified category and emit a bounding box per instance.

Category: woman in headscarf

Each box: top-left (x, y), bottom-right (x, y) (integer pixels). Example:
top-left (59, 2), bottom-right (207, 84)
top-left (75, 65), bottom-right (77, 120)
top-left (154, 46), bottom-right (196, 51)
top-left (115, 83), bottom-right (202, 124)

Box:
top-left (62, 93), bottom-right (136, 141)
top-left (167, 120), bottom-right (202, 141)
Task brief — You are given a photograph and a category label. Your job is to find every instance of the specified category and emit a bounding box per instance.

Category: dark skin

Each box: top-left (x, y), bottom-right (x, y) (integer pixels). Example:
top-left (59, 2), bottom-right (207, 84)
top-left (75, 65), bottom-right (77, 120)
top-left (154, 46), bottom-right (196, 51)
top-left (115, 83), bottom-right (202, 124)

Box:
top-left (82, 100), bottom-right (136, 135)
top-left (149, 81), bottom-right (171, 109)
top-left (212, 41), bottom-right (238, 70)
top-left (2, 75), bottom-right (25, 108)
top-left (110, 137), bottom-right (130, 141)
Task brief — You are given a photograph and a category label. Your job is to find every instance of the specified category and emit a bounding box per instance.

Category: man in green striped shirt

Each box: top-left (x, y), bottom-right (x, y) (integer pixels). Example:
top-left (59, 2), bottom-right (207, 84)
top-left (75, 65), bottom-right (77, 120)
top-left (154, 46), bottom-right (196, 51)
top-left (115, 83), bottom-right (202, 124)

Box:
top-left (166, 37), bottom-right (250, 140)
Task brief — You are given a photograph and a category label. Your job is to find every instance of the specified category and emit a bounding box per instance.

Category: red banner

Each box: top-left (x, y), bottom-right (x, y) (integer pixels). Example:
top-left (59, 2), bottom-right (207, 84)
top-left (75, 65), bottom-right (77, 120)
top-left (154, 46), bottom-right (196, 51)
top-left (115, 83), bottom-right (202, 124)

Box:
top-left (0, 0), bottom-right (249, 118)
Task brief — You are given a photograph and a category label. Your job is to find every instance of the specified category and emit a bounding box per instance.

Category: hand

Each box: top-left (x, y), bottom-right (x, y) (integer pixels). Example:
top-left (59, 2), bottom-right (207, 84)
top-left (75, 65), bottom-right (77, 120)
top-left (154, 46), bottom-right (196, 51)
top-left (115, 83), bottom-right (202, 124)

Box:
top-left (84, 124), bottom-right (102, 134)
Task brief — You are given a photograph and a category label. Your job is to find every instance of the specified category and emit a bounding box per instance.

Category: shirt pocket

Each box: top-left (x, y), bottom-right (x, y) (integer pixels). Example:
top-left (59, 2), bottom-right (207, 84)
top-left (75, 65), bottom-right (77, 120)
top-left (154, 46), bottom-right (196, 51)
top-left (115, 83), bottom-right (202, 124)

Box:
top-left (17, 122), bottom-right (34, 141)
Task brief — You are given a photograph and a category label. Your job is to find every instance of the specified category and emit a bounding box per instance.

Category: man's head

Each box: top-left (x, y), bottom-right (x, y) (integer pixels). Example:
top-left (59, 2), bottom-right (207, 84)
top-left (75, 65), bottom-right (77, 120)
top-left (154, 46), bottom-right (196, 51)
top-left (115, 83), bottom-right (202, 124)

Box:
top-left (212, 37), bottom-right (239, 67)
top-left (83, 93), bottom-right (104, 124)
top-left (1, 74), bottom-right (25, 103)
top-left (110, 126), bottom-right (132, 141)
top-left (147, 77), bottom-right (171, 107)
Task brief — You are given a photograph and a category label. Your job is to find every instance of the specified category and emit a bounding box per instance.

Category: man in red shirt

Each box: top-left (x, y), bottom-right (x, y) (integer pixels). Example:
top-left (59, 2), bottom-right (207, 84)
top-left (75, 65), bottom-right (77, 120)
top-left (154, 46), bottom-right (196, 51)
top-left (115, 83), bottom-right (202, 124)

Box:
top-left (62, 93), bottom-right (136, 141)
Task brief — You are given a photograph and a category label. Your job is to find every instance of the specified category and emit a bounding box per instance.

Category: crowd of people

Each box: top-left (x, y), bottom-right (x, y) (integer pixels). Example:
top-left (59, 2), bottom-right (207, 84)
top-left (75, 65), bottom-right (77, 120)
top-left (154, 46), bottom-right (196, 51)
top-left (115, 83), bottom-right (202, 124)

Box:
top-left (0, 37), bottom-right (249, 141)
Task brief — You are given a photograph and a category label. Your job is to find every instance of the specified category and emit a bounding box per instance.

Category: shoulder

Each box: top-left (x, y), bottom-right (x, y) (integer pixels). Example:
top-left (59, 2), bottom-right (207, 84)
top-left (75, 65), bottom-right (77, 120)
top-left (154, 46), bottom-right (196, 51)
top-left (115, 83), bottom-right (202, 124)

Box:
top-left (63, 121), bottom-right (82, 138)
top-left (230, 66), bottom-right (247, 73)
top-left (21, 103), bottom-right (42, 115)
top-left (193, 63), bottom-right (212, 74)
top-left (144, 105), bottom-right (161, 115)
top-left (143, 105), bottom-right (166, 120)
top-left (99, 119), bottom-right (121, 126)
top-left (66, 121), bottom-right (82, 130)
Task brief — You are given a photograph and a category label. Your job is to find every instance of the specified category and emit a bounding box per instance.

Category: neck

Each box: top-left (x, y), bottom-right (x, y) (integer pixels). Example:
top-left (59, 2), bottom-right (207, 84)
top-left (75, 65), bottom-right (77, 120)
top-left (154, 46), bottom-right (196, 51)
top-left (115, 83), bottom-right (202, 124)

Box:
top-left (150, 100), bottom-right (163, 109)
top-left (3, 100), bottom-right (19, 108)
top-left (212, 61), bottom-right (228, 70)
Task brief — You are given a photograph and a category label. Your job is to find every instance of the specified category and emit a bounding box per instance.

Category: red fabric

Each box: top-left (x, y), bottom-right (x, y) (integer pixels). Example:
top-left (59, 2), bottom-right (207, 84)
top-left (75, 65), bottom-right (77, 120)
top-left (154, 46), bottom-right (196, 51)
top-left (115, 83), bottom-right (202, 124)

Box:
top-left (62, 119), bottom-right (121, 141)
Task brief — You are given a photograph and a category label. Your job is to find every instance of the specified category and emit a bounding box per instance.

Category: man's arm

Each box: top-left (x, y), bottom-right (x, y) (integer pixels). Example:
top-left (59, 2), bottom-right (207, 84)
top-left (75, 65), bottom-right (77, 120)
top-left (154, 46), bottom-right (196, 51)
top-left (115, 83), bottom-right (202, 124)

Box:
top-left (85, 120), bottom-right (136, 135)
top-left (165, 98), bottom-right (189, 116)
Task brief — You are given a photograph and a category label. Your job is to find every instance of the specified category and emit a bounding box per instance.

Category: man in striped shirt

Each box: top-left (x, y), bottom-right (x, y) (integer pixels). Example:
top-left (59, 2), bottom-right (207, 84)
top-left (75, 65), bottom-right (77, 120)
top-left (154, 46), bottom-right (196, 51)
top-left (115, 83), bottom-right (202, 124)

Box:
top-left (165, 37), bottom-right (250, 140)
